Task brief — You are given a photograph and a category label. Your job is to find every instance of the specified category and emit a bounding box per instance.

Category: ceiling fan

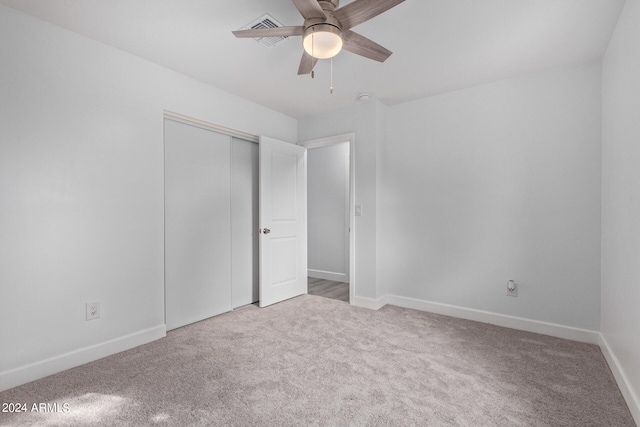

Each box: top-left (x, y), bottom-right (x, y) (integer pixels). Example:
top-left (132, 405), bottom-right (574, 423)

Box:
top-left (232, 0), bottom-right (406, 75)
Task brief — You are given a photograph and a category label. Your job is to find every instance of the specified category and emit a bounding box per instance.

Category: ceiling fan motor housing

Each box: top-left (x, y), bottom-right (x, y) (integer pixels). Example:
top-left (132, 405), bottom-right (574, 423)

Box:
top-left (318, 0), bottom-right (340, 11)
top-left (303, 15), bottom-right (342, 33)
top-left (302, 11), bottom-right (343, 59)
top-left (305, 0), bottom-right (342, 32)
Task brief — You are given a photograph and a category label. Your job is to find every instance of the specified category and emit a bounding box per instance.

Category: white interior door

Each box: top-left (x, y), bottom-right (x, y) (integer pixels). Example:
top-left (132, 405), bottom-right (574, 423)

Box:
top-left (259, 136), bottom-right (307, 307)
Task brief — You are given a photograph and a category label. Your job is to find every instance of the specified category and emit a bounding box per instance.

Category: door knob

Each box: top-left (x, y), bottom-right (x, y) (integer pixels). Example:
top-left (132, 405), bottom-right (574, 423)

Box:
top-left (262, 228), bottom-right (271, 234)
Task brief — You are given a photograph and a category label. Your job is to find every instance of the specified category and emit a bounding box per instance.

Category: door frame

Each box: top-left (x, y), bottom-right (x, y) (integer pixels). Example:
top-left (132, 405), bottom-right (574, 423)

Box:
top-left (163, 111), bottom-right (261, 321)
top-left (298, 133), bottom-right (355, 304)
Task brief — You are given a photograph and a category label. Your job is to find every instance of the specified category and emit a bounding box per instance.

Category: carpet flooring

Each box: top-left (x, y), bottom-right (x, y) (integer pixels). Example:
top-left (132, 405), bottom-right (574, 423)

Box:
top-left (0, 295), bottom-right (634, 426)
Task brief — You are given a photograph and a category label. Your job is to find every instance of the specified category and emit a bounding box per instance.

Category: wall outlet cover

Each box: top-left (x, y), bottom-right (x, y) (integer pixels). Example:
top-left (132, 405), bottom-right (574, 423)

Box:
top-left (86, 302), bottom-right (100, 320)
top-left (507, 281), bottom-right (518, 297)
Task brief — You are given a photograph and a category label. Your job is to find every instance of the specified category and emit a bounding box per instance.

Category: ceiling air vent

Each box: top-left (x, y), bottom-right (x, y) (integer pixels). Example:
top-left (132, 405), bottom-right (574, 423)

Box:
top-left (242, 14), bottom-right (289, 47)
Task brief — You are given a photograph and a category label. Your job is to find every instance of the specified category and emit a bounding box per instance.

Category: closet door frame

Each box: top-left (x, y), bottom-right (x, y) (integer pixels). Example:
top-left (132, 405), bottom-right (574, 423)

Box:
top-left (163, 111), bottom-right (261, 329)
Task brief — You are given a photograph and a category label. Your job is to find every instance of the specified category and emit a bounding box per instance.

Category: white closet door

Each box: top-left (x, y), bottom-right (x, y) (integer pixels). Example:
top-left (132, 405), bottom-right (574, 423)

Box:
top-left (231, 138), bottom-right (259, 308)
top-left (164, 119), bottom-right (232, 330)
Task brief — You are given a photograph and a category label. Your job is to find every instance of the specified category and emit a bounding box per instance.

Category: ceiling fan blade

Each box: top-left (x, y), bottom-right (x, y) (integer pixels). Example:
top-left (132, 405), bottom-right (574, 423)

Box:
top-left (298, 51), bottom-right (319, 75)
top-left (232, 26), bottom-right (303, 38)
top-left (342, 30), bottom-right (392, 62)
top-left (291, 0), bottom-right (326, 20)
top-left (334, 0), bottom-right (406, 30)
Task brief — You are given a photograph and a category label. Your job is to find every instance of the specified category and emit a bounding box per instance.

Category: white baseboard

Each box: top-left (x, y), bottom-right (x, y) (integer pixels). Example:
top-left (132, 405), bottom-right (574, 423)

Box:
top-left (384, 295), bottom-right (600, 344)
top-left (599, 333), bottom-right (640, 425)
top-left (308, 269), bottom-right (348, 283)
top-left (0, 325), bottom-right (166, 392)
top-left (352, 295), bottom-right (388, 310)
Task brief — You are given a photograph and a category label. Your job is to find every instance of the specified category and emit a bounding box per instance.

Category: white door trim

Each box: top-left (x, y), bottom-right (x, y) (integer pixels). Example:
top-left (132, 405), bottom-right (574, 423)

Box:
top-left (298, 133), bottom-right (356, 304)
top-left (164, 110), bottom-right (258, 143)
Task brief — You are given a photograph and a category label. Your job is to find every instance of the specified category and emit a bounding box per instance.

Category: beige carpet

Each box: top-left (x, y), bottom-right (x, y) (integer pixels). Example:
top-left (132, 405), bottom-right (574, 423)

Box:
top-left (0, 295), bottom-right (635, 426)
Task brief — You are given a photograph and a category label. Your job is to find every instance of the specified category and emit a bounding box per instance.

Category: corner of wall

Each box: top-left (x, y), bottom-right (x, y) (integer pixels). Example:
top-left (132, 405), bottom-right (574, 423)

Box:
top-left (599, 333), bottom-right (640, 425)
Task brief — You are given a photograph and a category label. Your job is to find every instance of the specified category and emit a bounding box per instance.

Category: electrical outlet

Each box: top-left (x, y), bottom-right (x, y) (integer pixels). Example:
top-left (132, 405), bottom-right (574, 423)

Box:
top-left (507, 280), bottom-right (518, 297)
top-left (86, 302), bottom-right (100, 320)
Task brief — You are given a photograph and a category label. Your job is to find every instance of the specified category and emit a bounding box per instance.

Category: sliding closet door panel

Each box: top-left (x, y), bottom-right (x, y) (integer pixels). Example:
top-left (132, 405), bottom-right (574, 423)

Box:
top-left (165, 119), bottom-right (231, 330)
top-left (231, 138), bottom-right (259, 308)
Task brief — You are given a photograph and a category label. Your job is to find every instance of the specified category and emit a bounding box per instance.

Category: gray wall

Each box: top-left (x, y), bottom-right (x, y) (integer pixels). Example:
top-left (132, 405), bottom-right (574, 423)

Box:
top-left (602, 0), bottom-right (640, 417)
top-left (380, 62), bottom-right (603, 330)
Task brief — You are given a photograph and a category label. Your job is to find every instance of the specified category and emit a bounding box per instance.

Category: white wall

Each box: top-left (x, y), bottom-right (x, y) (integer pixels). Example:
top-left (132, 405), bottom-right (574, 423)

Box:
top-left (307, 142), bottom-right (350, 282)
top-left (601, 0), bottom-right (640, 420)
top-left (0, 5), bottom-right (296, 390)
top-left (299, 101), bottom-right (386, 301)
top-left (379, 62), bottom-right (603, 330)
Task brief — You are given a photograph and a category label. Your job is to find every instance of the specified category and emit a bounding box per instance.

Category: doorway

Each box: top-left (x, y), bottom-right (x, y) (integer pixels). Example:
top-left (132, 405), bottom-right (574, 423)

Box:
top-left (299, 134), bottom-right (355, 304)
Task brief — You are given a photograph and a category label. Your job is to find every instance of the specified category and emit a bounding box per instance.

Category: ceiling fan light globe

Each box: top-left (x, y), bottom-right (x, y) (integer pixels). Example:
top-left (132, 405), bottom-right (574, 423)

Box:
top-left (303, 25), bottom-right (343, 59)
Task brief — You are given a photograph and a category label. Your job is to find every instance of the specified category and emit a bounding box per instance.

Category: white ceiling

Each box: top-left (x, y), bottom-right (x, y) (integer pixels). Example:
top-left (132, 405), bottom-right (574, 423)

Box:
top-left (0, 0), bottom-right (626, 118)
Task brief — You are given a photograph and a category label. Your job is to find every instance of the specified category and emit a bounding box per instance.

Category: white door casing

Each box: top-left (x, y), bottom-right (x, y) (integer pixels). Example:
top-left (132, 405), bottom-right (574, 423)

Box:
top-left (299, 133), bottom-right (355, 304)
top-left (259, 136), bottom-right (307, 307)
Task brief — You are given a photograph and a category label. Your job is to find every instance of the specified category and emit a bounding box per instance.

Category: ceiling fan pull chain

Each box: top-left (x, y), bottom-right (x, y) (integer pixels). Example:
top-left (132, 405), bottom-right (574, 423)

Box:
top-left (311, 31), bottom-right (315, 79)
top-left (330, 57), bottom-right (334, 94)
